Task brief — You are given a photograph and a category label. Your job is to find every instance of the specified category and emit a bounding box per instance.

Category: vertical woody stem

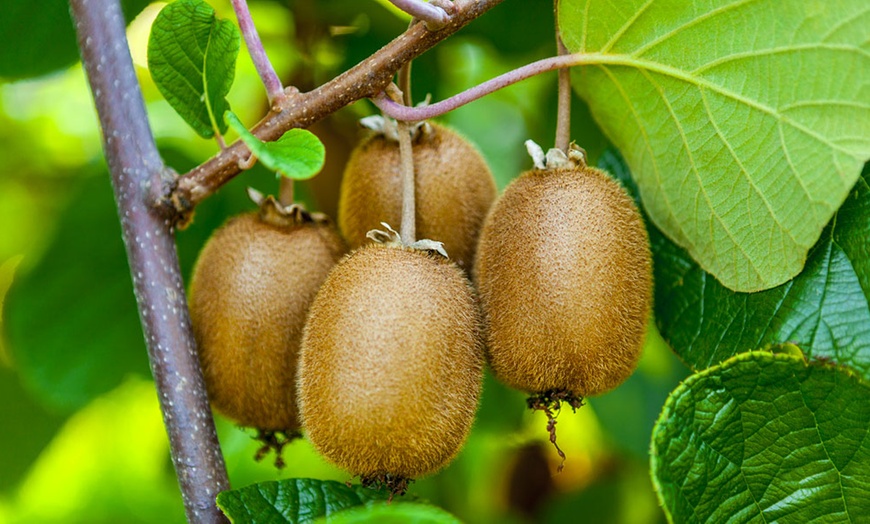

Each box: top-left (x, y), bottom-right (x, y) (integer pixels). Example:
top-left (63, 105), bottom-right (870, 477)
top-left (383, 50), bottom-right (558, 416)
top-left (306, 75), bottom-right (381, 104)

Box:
top-left (69, 1), bottom-right (230, 522)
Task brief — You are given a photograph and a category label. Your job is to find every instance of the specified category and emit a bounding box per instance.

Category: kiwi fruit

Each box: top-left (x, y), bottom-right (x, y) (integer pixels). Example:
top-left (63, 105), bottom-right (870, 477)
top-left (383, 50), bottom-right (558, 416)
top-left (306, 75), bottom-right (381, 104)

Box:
top-left (474, 163), bottom-right (652, 399)
top-left (338, 121), bottom-right (496, 270)
top-left (188, 192), bottom-right (346, 441)
top-left (298, 239), bottom-right (484, 492)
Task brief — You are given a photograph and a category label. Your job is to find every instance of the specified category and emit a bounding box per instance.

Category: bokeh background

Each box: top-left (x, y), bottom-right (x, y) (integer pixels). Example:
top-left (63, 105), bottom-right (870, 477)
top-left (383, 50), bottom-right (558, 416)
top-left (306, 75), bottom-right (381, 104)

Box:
top-left (0, 1), bottom-right (688, 522)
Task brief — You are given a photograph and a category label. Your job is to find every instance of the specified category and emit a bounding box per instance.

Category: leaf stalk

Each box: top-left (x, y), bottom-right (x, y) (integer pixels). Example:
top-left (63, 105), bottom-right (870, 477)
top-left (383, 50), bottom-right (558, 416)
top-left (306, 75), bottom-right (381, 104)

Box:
top-left (230, 0), bottom-right (284, 104)
top-left (372, 54), bottom-right (580, 121)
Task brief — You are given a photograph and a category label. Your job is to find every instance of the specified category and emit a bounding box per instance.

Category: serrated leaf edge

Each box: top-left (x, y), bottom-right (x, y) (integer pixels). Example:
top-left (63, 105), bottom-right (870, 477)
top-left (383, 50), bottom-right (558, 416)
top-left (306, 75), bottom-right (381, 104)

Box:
top-left (649, 350), bottom-right (870, 522)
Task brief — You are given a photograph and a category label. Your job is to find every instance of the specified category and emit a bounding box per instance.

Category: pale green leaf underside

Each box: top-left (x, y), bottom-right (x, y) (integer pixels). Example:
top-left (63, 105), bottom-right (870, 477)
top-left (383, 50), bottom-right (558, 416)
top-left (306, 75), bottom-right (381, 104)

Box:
top-left (147, 0), bottom-right (239, 138)
top-left (225, 112), bottom-right (326, 180)
top-left (560, 0), bottom-right (870, 292)
top-left (651, 351), bottom-right (870, 523)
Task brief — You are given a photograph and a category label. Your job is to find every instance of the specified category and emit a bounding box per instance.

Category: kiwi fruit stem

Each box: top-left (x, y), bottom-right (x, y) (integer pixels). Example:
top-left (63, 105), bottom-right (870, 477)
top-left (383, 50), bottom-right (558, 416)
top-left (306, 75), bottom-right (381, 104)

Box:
top-left (383, 81), bottom-right (419, 245)
top-left (279, 176), bottom-right (294, 207)
top-left (398, 118), bottom-right (417, 244)
top-left (554, 3), bottom-right (571, 154)
top-left (399, 60), bottom-right (413, 106)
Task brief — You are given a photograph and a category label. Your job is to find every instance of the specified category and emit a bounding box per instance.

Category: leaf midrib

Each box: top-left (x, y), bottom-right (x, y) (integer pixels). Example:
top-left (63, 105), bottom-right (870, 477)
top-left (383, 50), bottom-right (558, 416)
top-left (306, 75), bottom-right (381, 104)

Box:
top-left (574, 52), bottom-right (864, 161)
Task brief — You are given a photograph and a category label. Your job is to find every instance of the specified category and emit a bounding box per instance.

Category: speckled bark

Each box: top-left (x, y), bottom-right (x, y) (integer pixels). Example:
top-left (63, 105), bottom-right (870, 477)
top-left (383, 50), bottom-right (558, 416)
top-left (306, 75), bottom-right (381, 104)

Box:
top-left (69, 1), bottom-right (230, 522)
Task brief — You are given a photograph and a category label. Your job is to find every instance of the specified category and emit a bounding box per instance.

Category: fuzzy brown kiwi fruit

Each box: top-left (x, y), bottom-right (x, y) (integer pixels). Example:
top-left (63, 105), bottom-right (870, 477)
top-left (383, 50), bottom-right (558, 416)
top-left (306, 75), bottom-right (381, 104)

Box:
top-left (338, 121), bottom-right (496, 270)
top-left (298, 239), bottom-right (484, 493)
top-left (188, 192), bottom-right (346, 458)
top-left (475, 164), bottom-right (652, 399)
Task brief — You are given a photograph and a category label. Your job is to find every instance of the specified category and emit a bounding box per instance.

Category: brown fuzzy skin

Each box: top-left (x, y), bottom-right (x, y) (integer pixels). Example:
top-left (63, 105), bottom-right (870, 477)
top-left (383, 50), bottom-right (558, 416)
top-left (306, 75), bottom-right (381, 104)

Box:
top-left (189, 213), bottom-right (346, 431)
top-left (475, 167), bottom-right (652, 397)
top-left (298, 244), bottom-right (484, 480)
top-left (338, 123), bottom-right (496, 270)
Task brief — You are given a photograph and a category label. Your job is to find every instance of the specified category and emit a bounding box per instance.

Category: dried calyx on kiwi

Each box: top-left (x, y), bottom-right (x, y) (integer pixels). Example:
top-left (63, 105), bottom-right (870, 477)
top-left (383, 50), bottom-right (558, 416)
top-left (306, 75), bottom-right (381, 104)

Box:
top-left (298, 224), bottom-right (484, 496)
top-left (474, 141), bottom-right (653, 470)
top-left (188, 188), bottom-right (346, 467)
top-left (338, 116), bottom-right (496, 270)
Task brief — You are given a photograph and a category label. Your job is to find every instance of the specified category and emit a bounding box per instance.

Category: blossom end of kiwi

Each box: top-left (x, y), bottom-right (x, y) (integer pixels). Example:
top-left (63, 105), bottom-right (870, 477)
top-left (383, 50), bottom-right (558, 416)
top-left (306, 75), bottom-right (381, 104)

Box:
top-left (360, 472), bottom-right (415, 499)
top-left (251, 428), bottom-right (302, 470)
top-left (526, 390), bottom-right (585, 473)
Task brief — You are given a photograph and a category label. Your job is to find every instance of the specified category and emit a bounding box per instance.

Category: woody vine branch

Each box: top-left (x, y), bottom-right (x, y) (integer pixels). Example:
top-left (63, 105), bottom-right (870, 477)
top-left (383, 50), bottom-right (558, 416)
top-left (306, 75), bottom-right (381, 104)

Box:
top-left (166, 0), bottom-right (506, 222)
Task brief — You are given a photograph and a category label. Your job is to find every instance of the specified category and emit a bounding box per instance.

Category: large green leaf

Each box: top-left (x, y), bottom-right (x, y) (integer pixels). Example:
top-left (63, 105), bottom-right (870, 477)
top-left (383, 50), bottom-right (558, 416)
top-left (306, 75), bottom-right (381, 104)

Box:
top-left (215, 479), bottom-right (390, 523)
top-left (225, 112), bottom-right (326, 180)
top-left (147, 0), bottom-right (239, 138)
top-left (0, 0), bottom-right (151, 80)
top-left (4, 177), bottom-right (150, 411)
top-left (655, 162), bottom-right (870, 379)
top-left (651, 351), bottom-right (870, 523)
top-left (559, 0), bottom-right (870, 292)
top-left (0, 366), bottom-right (66, 493)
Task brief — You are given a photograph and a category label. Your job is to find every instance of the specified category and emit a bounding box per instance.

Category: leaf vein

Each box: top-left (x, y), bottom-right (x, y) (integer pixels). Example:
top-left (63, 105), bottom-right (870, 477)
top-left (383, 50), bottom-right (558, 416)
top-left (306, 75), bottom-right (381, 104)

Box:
top-left (599, 0), bottom-right (656, 53)
top-left (820, 7), bottom-right (870, 43)
top-left (581, 0), bottom-right (591, 53)
top-left (779, 100), bottom-right (870, 112)
top-left (584, 54), bottom-right (865, 160)
top-left (690, 43), bottom-right (870, 76)
top-left (641, 69), bottom-right (767, 280)
top-left (597, 66), bottom-right (680, 231)
top-left (796, 371), bottom-right (852, 521)
top-left (628, 0), bottom-right (763, 58)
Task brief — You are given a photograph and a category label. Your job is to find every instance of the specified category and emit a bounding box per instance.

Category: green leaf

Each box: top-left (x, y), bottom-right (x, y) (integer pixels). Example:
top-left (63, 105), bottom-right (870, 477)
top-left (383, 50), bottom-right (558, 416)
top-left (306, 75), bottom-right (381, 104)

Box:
top-left (598, 148), bottom-right (870, 382)
top-left (0, 255), bottom-right (23, 367)
top-left (559, 0), bottom-right (870, 292)
top-left (216, 478), bottom-right (390, 523)
top-left (225, 111), bottom-right (326, 180)
top-left (316, 503), bottom-right (461, 524)
top-left (0, 0), bottom-right (151, 80)
top-left (654, 161), bottom-right (870, 380)
top-left (5, 176), bottom-right (150, 411)
top-left (651, 351), bottom-right (870, 523)
top-left (147, 0), bottom-right (240, 138)
top-left (0, 366), bottom-right (67, 493)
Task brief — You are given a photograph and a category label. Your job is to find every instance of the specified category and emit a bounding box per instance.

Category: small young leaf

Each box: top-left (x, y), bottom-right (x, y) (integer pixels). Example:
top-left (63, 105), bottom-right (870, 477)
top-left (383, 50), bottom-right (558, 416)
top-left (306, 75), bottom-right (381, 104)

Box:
top-left (651, 351), bottom-right (870, 523)
top-left (147, 0), bottom-right (239, 138)
top-left (225, 111), bottom-right (326, 180)
top-left (559, 0), bottom-right (870, 292)
top-left (215, 478), bottom-right (389, 523)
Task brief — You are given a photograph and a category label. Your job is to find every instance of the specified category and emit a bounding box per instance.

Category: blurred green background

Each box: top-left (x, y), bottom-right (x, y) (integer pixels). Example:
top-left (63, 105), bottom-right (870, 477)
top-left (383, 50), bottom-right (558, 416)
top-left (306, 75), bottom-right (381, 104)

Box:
top-left (0, 1), bottom-right (688, 522)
